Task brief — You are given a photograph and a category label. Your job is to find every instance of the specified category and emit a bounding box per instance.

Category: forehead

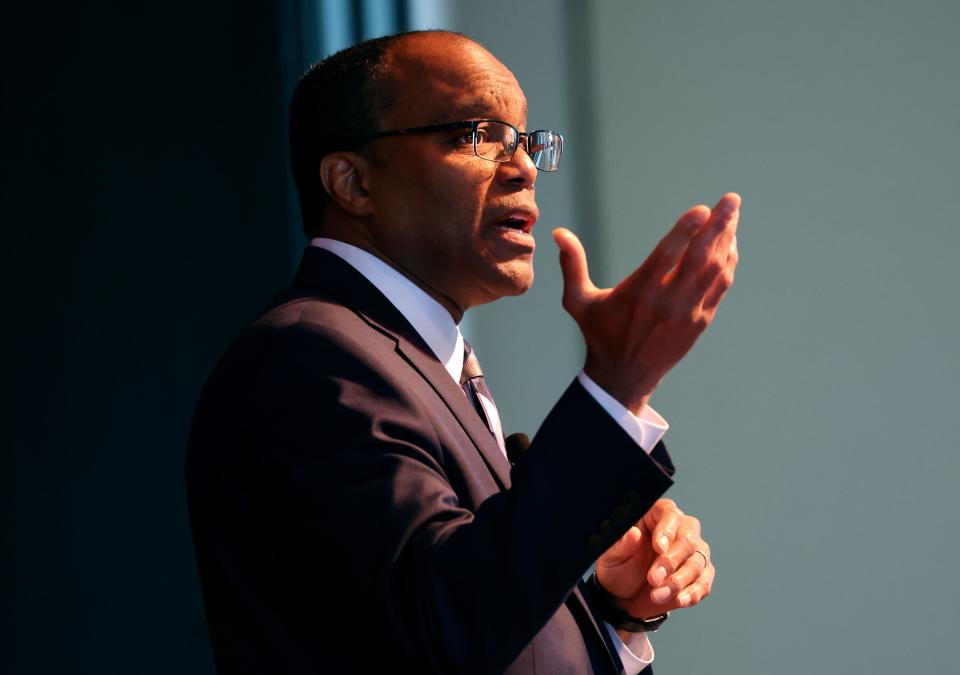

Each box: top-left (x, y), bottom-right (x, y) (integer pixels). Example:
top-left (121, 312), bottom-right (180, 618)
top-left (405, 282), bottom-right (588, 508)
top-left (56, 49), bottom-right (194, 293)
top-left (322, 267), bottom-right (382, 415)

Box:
top-left (381, 34), bottom-right (528, 127)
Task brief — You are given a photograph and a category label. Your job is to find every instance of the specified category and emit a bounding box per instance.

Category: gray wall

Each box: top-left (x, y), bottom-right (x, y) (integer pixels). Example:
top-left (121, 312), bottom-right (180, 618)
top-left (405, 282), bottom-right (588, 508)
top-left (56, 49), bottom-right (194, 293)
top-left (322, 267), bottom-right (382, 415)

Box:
top-left (454, 1), bottom-right (960, 673)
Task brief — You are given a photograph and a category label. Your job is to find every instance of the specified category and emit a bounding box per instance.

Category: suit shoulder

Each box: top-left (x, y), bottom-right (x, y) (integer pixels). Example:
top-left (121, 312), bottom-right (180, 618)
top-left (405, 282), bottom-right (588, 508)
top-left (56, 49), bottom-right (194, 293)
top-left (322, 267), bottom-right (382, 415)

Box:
top-left (236, 292), bottom-right (393, 358)
top-left (255, 293), bottom-right (369, 336)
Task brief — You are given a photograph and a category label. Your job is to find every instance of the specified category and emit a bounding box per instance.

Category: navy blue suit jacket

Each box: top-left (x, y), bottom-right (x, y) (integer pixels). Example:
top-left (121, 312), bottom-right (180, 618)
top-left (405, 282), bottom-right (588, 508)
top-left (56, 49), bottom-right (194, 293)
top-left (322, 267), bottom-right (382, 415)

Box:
top-left (186, 247), bottom-right (676, 674)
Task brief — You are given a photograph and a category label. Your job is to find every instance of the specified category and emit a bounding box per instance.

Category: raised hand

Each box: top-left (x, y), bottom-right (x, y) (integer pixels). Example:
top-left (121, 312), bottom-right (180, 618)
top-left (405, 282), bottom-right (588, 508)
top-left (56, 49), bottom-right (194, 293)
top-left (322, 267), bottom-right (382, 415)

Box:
top-left (553, 193), bottom-right (740, 414)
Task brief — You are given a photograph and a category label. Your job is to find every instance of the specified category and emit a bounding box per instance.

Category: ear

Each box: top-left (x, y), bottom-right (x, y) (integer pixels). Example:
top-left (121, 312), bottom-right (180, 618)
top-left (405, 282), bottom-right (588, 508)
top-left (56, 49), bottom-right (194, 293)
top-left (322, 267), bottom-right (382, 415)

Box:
top-left (319, 152), bottom-right (375, 217)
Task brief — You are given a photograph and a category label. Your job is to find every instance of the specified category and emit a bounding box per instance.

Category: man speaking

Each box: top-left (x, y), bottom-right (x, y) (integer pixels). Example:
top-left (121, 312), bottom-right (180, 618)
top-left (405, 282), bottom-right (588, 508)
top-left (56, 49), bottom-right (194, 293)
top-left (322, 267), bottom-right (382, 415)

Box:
top-left (187, 30), bottom-right (739, 675)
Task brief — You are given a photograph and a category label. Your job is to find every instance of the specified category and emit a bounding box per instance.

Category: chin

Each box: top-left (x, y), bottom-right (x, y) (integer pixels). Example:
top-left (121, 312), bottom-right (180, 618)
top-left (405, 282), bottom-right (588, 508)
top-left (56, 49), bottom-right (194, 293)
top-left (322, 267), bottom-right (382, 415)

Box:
top-left (492, 260), bottom-right (535, 298)
top-left (461, 259), bottom-right (534, 309)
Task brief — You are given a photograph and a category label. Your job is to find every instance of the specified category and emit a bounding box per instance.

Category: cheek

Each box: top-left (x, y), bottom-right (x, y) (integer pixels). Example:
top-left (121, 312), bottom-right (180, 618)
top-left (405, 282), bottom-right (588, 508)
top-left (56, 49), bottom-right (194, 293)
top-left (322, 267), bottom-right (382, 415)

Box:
top-left (428, 168), bottom-right (493, 236)
top-left (374, 152), bottom-right (496, 251)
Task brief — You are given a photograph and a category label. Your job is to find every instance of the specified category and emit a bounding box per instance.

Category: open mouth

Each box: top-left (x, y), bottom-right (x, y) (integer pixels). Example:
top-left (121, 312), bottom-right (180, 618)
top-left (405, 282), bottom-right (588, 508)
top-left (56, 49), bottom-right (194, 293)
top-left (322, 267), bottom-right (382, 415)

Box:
top-left (493, 214), bottom-right (537, 250)
top-left (495, 211), bottom-right (536, 234)
top-left (500, 217), bottom-right (529, 230)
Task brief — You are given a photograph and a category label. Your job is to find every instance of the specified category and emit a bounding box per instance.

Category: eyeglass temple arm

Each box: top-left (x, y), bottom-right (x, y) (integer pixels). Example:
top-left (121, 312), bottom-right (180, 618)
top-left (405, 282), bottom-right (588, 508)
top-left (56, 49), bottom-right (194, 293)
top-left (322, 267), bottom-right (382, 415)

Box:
top-left (370, 121), bottom-right (478, 140)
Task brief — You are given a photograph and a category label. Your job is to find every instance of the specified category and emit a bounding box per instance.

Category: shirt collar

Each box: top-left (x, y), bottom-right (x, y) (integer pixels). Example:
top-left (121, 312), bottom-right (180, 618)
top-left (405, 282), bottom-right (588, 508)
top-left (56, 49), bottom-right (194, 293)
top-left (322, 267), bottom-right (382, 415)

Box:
top-left (310, 238), bottom-right (464, 383)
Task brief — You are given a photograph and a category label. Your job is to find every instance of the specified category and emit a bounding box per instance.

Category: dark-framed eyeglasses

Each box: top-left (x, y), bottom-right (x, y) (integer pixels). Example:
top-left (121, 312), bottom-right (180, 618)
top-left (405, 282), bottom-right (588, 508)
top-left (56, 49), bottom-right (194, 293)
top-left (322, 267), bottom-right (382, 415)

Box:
top-left (363, 119), bottom-right (564, 172)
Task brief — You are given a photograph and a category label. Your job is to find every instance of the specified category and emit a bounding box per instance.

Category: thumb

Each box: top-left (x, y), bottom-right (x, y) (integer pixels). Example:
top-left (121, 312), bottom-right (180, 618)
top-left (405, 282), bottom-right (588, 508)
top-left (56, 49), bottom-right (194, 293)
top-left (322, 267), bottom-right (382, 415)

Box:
top-left (552, 228), bottom-right (597, 313)
top-left (598, 525), bottom-right (644, 567)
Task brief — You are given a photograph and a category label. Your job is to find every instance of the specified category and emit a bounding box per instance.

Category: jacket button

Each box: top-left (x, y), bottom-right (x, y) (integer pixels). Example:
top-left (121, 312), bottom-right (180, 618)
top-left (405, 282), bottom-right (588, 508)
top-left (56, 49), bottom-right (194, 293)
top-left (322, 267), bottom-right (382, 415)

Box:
top-left (624, 491), bottom-right (642, 507)
top-left (600, 519), bottom-right (616, 536)
top-left (612, 505), bottom-right (630, 523)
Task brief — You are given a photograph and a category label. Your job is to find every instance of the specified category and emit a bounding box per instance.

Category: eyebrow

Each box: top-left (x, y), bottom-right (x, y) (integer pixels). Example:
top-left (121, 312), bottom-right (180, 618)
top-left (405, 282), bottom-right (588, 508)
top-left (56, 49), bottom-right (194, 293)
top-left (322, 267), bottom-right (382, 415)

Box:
top-left (445, 101), bottom-right (528, 122)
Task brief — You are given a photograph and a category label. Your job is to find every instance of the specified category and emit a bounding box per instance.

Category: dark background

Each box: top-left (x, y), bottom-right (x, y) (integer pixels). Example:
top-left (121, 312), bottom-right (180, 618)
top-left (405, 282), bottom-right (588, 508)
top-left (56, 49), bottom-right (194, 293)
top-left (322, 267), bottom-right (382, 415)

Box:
top-left (12, 3), bottom-right (296, 672)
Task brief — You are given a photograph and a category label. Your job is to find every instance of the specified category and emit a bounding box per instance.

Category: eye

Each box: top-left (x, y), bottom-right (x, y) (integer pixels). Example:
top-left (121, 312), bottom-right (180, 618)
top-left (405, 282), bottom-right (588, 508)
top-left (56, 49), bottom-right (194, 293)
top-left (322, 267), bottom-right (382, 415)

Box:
top-left (453, 130), bottom-right (474, 147)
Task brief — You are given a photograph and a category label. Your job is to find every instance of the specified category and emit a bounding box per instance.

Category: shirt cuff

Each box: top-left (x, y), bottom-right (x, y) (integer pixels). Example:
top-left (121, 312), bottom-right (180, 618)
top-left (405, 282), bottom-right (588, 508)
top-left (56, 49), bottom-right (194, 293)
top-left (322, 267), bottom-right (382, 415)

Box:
top-left (576, 372), bottom-right (669, 454)
top-left (603, 622), bottom-right (655, 674)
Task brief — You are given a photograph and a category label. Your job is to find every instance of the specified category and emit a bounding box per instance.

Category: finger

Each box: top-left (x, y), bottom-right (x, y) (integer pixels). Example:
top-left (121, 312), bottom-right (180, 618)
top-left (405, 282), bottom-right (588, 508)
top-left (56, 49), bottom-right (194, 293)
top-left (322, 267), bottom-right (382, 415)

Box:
top-left (552, 228), bottom-right (598, 315)
top-left (707, 208), bottom-right (739, 274)
top-left (713, 207), bottom-right (739, 261)
top-left (727, 234), bottom-right (738, 264)
top-left (675, 563), bottom-right (715, 608)
top-left (687, 193), bottom-right (740, 257)
top-left (598, 525), bottom-right (644, 567)
top-left (596, 525), bottom-right (649, 599)
top-left (647, 515), bottom-right (702, 584)
top-left (623, 205), bottom-right (710, 289)
top-left (649, 545), bottom-right (710, 604)
top-left (701, 245), bottom-right (737, 312)
top-left (641, 499), bottom-right (683, 555)
top-left (650, 509), bottom-right (683, 556)
top-left (673, 193), bottom-right (740, 288)
top-left (676, 207), bottom-right (739, 312)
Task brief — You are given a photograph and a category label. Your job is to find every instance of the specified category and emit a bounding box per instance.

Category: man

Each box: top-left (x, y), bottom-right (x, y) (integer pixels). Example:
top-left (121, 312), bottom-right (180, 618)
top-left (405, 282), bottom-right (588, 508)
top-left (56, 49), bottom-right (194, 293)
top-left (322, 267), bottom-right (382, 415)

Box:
top-left (187, 30), bottom-right (739, 675)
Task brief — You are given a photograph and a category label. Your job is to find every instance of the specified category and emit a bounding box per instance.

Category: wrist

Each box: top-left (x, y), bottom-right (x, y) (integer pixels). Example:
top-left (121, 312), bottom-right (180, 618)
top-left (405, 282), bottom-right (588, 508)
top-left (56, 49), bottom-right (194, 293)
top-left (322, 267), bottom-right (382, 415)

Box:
top-left (588, 573), bottom-right (669, 633)
top-left (582, 362), bottom-right (656, 415)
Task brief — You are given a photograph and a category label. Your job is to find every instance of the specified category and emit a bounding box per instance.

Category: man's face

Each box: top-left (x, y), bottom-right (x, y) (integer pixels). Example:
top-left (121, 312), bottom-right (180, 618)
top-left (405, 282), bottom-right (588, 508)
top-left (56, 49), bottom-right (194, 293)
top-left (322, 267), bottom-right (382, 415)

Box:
top-left (362, 34), bottom-right (540, 314)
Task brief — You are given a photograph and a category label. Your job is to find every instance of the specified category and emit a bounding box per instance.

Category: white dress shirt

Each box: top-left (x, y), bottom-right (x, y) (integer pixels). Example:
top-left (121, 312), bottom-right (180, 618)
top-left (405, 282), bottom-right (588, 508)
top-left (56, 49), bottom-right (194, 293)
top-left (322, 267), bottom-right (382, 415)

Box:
top-left (311, 238), bottom-right (667, 673)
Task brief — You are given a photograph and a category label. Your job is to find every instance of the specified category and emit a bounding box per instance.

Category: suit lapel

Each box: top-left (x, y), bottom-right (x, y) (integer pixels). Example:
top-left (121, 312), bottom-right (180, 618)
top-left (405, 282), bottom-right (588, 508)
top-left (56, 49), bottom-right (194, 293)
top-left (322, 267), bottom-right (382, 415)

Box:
top-left (393, 334), bottom-right (512, 489)
top-left (291, 246), bottom-right (512, 490)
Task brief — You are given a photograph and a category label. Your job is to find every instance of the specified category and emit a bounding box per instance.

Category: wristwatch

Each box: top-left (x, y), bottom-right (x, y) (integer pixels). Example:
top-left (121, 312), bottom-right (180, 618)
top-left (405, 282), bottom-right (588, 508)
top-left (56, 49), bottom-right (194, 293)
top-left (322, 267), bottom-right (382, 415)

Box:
top-left (588, 573), bottom-right (670, 633)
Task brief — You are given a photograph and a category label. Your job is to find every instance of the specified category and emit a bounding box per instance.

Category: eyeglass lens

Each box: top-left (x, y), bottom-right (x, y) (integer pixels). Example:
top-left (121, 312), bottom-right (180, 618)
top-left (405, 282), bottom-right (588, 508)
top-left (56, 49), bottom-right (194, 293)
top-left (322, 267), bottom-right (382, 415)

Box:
top-left (528, 131), bottom-right (561, 172)
top-left (473, 122), bottom-right (562, 171)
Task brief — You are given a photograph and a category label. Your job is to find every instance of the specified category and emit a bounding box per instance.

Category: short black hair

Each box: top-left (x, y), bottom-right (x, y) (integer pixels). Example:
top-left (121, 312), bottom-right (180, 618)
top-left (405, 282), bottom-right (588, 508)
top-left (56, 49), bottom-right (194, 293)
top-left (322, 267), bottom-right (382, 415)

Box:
top-left (289, 30), bottom-right (467, 236)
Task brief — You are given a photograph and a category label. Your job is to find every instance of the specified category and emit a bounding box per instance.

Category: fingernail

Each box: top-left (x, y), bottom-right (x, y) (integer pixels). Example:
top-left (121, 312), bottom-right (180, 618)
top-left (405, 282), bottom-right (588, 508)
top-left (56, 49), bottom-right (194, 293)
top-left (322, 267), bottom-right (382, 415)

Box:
top-left (659, 535), bottom-right (670, 550)
top-left (677, 591), bottom-right (691, 606)
top-left (651, 586), bottom-right (672, 604)
top-left (650, 566), bottom-right (667, 585)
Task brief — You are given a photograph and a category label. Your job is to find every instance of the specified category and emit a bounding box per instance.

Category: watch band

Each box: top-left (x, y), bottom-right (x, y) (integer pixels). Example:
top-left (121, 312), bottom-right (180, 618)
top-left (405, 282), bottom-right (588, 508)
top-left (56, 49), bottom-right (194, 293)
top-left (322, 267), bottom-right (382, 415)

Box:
top-left (588, 573), bottom-right (670, 633)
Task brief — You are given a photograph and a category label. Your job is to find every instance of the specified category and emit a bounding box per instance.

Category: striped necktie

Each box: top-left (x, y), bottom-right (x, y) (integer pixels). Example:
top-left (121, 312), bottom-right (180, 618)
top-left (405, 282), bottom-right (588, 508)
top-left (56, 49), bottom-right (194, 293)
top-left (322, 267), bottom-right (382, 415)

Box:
top-left (459, 340), bottom-right (506, 457)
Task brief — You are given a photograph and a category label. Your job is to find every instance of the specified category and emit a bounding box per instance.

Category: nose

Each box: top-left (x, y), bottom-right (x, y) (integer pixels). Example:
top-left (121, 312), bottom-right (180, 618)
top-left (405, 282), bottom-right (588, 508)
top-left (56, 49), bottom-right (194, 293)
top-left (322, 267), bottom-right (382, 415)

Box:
top-left (497, 138), bottom-right (537, 190)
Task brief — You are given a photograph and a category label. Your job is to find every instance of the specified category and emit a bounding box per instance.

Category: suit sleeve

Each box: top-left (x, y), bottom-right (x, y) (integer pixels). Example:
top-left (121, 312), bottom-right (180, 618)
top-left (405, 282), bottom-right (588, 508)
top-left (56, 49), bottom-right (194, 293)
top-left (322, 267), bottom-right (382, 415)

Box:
top-left (247, 322), bottom-right (675, 674)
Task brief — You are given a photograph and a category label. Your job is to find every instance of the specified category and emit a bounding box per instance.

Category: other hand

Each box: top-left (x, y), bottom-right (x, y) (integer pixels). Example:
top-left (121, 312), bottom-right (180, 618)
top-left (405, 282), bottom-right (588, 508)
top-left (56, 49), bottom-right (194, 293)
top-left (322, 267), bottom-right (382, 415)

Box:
top-left (595, 498), bottom-right (715, 620)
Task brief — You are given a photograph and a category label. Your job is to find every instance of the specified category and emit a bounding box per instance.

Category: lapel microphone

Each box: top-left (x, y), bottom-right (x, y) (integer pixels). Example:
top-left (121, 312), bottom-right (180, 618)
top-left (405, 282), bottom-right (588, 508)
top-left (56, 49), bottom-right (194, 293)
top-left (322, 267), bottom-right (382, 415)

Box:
top-left (504, 432), bottom-right (530, 465)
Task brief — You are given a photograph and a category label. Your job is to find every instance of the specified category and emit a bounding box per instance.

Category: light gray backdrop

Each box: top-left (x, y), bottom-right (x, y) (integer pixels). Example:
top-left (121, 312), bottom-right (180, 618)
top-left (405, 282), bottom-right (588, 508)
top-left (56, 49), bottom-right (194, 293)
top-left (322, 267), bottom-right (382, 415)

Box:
top-left (443, 1), bottom-right (960, 673)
